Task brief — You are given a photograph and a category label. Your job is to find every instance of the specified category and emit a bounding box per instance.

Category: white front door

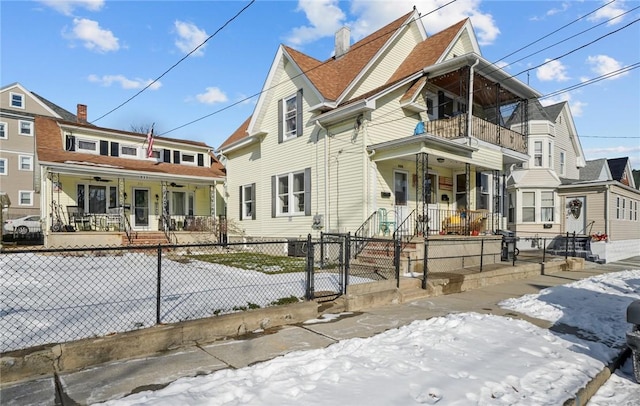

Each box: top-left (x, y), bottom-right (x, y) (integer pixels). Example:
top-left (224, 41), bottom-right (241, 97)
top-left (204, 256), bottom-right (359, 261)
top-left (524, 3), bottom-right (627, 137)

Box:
top-left (133, 188), bottom-right (150, 228)
top-left (394, 170), bottom-right (410, 234)
top-left (565, 196), bottom-right (586, 234)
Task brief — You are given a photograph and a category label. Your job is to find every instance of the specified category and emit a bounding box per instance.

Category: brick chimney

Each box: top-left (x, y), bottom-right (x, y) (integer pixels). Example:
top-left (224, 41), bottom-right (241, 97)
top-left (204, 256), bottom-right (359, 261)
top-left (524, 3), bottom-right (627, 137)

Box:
top-left (77, 104), bottom-right (87, 124)
top-left (335, 26), bottom-right (350, 58)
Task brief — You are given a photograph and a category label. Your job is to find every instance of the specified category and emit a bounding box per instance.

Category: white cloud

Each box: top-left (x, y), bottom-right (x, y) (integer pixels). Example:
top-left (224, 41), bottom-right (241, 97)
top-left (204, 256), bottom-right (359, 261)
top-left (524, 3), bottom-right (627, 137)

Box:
top-left (536, 59), bottom-right (570, 82)
top-left (88, 74), bottom-right (161, 90)
top-left (546, 2), bottom-right (570, 17)
top-left (541, 92), bottom-right (586, 117)
top-left (286, 0), bottom-right (500, 47)
top-left (38, 0), bottom-right (104, 16)
top-left (174, 21), bottom-right (209, 56)
top-left (196, 87), bottom-right (228, 104)
top-left (587, 0), bottom-right (628, 25)
top-left (65, 18), bottom-right (119, 52)
top-left (285, 0), bottom-right (346, 46)
top-left (586, 55), bottom-right (628, 80)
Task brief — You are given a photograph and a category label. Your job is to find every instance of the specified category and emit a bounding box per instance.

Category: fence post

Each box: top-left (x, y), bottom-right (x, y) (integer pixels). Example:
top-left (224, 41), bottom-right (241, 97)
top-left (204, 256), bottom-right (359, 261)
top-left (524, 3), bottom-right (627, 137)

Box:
top-left (572, 231), bottom-right (576, 257)
top-left (394, 238), bottom-right (400, 289)
top-left (542, 238), bottom-right (546, 263)
top-left (344, 233), bottom-right (351, 295)
top-left (320, 232), bottom-right (325, 269)
top-left (156, 244), bottom-right (162, 325)
top-left (480, 238), bottom-right (484, 272)
top-left (422, 238), bottom-right (428, 289)
top-left (305, 234), bottom-right (314, 300)
top-left (565, 232), bottom-right (569, 260)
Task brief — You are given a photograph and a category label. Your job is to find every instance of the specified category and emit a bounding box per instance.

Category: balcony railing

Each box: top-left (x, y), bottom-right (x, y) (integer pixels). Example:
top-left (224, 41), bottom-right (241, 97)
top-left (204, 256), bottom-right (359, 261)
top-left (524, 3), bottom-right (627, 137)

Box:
top-left (422, 113), bottom-right (527, 154)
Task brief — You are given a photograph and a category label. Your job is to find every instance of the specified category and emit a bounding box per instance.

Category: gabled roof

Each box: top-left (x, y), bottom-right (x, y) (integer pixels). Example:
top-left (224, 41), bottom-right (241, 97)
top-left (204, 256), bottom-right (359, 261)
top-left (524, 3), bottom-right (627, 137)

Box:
top-left (284, 10), bottom-right (415, 101)
top-left (219, 115), bottom-right (251, 150)
top-left (1, 82), bottom-right (73, 120)
top-left (36, 116), bottom-right (225, 180)
top-left (607, 157), bottom-right (629, 181)
top-left (579, 158), bottom-right (609, 182)
top-left (388, 19), bottom-right (468, 84)
top-left (31, 92), bottom-right (77, 122)
top-left (542, 102), bottom-right (565, 122)
top-left (506, 99), bottom-right (552, 126)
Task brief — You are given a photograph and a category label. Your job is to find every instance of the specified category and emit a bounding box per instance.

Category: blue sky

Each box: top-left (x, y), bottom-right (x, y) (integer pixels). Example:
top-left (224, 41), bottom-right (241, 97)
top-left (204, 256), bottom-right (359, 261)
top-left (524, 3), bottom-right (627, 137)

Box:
top-left (2, 0), bottom-right (639, 168)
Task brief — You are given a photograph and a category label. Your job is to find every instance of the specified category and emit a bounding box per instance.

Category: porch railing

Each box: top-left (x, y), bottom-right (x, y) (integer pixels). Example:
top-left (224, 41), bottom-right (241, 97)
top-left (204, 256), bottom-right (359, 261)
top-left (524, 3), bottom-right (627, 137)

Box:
top-left (353, 210), bottom-right (378, 257)
top-left (422, 113), bottom-right (527, 154)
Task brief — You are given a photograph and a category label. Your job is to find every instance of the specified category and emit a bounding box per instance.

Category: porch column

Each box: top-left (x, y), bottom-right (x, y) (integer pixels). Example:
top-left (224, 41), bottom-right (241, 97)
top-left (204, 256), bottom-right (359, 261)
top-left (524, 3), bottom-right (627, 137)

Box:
top-left (210, 184), bottom-right (216, 218)
top-left (495, 83), bottom-right (501, 145)
top-left (161, 182), bottom-right (168, 230)
top-left (493, 169), bottom-right (500, 232)
top-left (415, 152), bottom-right (428, 235)
top-left (465, 163), bottom-right (470, 232)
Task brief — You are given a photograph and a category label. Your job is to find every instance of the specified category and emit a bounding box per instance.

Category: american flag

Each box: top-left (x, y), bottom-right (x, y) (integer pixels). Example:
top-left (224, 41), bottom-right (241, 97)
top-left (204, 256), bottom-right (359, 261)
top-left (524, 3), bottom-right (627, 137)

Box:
top-left (146, 123), bottom-right (155, 158)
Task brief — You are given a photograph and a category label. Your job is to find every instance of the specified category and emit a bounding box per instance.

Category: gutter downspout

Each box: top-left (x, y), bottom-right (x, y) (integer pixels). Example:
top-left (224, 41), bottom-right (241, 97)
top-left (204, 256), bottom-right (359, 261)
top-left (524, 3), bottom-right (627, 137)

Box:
top-left (316, 120), bottom-right (329, 232)
top-left (467, 58), bottom-right (480, 145)
top-left (605, 184), bottom-right (610, 238)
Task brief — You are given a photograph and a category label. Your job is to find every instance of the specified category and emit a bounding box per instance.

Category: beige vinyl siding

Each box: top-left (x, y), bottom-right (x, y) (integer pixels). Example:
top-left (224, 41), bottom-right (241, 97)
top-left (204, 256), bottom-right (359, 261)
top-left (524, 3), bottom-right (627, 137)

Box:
top-left (529, 121), bottom-right (554, 136)
top-left (519, 169), bottom-right (560, 187)
top-left (553, 112), bottom-right (580, 179)
top-left (0, 90), bottom-right (59, 117)
top-left (367, 89), bottom-right (422, 145)
top-left (609, 185), bottom-right (640, 241)
top-left (469, 147), bottom-right (502, 171)
top-left (444, 35), bottom-right (471, 60)
top-left (225, 143), bottom-right (264, 235)
top-left (346, 23), bottom-right (423, 100)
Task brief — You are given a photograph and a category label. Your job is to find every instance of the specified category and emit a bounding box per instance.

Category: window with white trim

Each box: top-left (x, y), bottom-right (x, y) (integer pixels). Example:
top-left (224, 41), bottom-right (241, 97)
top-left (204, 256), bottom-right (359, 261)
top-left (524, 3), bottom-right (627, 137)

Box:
top-left (121, 145), bottom-right (138, 157)
top-left (240, 184), bottom-right (255, 220)
top-left (522, 191), bottom-right (535, 222)
top-left (274, 169), bottom-right (310, 216)
top-left (182, 153), bottom-right (195, 164)
top-left (0, 158), bottom-right (7, 175)
top-left (284, 95), bottom-right (297, 140)
top-left (630, 199), bottom-right (633, 221)
top-left (533, 141), bottom-right (542, 167)
top-left (19, 190), bottom-right (34, 206)
top-left (541, 191), bottom-right (554, 222)
top-left (622, 198), bottom-right (626, 220)
top-left (77, 139), bottom-right (97, 153)
top-left (635, 201), bottom-right (638, 221)
top-left (508, 192), bottom-right (515, 223)
top-left (0, 122), bottom-right (7, 139)
top-left (10, 92), bottom-right (24, 108)
top-left (19, 155), bottom-right (33, 171)
top-left (19, 120), bottom-right (33, 136)
top-left (616, 197), bottom-right (621, 219)
top-left (548, 142), bottom-right (553, 169)
top-left (278, 89), bottom-right (303, 143)
top-left (476, 172), bottom-right (490, 210)
top-left (559, 151), bottom-right (566, 176)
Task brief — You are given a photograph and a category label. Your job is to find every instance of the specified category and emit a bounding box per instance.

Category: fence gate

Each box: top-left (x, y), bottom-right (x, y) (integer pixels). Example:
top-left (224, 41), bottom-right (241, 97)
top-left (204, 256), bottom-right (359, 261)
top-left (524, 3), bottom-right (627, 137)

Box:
top-left (312, 233), bottom-right (348, 301)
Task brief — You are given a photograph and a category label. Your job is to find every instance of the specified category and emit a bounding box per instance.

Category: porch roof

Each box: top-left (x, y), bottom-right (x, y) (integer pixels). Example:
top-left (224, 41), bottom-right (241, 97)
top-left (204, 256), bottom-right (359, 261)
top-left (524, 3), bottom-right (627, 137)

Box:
top-left (36, 116), bottom-right (226, 182)
top-left (366, 133), bottom-right (477, 166)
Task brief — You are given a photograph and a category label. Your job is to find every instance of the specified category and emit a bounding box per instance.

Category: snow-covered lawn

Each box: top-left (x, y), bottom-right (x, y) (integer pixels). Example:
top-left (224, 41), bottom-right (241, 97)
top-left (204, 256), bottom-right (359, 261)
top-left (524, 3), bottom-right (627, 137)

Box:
top-left (0, 252), bottom-right (363, 352)
top-left (96, 269), bottom-right (640, 405)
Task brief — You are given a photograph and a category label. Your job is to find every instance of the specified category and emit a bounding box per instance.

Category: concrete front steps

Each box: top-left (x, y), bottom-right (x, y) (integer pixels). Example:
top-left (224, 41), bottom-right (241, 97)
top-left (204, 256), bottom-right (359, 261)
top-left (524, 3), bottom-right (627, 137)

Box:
top-left (122, 232), bottom-right (170, 246)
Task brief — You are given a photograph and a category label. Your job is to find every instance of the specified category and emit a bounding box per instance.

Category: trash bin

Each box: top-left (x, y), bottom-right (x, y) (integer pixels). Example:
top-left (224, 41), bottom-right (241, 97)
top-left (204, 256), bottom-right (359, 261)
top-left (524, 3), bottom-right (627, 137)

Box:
top-left (287, 239), bottom-right (307, 257)
top-left (496, 230), bottom-right (517, 261)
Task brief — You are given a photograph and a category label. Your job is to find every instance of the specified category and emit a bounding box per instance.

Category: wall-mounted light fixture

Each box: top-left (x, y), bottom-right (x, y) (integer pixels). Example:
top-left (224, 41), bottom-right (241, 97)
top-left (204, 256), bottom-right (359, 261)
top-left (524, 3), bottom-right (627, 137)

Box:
top-left (123, 192), bottom-right (128, 200)
top-left (437, 158), bottom-right (445, 163)
top-left (155, 194), bottom-right (159, 202)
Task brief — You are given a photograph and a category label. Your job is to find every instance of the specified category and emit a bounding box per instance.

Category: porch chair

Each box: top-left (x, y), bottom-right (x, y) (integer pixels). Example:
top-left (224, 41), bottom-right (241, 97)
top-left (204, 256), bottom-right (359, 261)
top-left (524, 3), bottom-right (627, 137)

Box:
top-left (378, 208), bottom-right (395, 236)
top-left (67, 206), bottom-right (92, 231)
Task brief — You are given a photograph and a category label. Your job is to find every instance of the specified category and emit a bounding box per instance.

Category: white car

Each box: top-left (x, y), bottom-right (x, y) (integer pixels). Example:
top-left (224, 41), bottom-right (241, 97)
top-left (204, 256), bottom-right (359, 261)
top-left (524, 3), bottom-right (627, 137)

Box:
top-left (3, 215), bottom-right (42, 235)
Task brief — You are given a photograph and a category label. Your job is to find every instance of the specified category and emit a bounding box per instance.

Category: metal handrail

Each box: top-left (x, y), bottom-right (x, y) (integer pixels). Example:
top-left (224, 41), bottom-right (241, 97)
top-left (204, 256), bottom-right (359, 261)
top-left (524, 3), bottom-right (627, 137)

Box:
top-left (352, 211), bottom-right (378, 257)
top-left (392, 208), bottom-right (417, 266)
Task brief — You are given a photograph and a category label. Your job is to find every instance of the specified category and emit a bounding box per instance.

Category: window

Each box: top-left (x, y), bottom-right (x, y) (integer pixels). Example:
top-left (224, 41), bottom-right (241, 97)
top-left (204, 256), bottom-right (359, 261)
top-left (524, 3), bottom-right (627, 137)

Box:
top-left (19, 191), bottom-right (34, 206)
top-left (10, 92), bottom-right (24, 108)
top-left (278, 89), bottom-right (303, 142)
top-left (548, 143), bottom-right (553, 169)
top-left (455, 173), bottom-right (467, 211)
top-left (241, 184), bottom-right (255, 220)
top-left (273, 169), bottom-right (310, 216)
top-left (630, 199), bottom-right (633, 221)
top-left (616, 197), bottom-right (621, 219)
top-left (424, 173), bottom-right (436, 204)
top-left (182, 153), bottom-right (195, 164)
top-left (541, 191), bottom-right (554, 222)
top-left (534, 141), bottom-right (542, 167)
top-left (169, 191), bottom-right (194, 216)
top-left (77, 139), bottom-right (97, 152)
top-left (149, 150), bottom-right (161, 159)
top-left (426, 97), bottom-right (434, 117)
top-left (476, 172), bottom-right (490, 210)
top-left (0, 122), bottom-right (6, 139)
top-left (19, 120), bottom-right (33, 136)
top-left (121, 145), bottom-right (137, 157)
top-left (559, 151), bottom-right (566, 176)
top-left (19, 155), bottom-right (33, 171)
top-left (635, 201), bottom-right (638, 221)
top-left (88, 185), bottom-right (107, 213)
top-left (622, 198), bottom-right (626, 220)
top-left (508, 193), bottom-right (515, 223)
top-left (0, 158), bottom-right (7, 175)
top-left (522, 192), bottom-right (535, 222)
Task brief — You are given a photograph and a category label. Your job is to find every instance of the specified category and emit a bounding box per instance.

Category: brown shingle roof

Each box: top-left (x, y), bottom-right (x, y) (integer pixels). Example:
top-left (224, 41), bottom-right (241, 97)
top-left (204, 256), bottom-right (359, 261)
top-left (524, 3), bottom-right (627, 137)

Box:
top-left (218, 115), bottom-right (251, 150)
top-left (36, 116), bottom-right (225, 179)
top-left (388, 18), bottom-right (467, 83)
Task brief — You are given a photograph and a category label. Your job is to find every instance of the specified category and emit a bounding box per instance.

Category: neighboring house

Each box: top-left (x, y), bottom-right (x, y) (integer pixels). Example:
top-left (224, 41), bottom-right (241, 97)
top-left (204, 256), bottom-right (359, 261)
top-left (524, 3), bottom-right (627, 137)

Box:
top-left (218, 9), bottom-right (542, 240)
top-left (557, 157), bottom-right (640, 262)
top-left (35, 114), bottom-right (226, 247)
top-left (0, 83), bottom-right (77, 222)
top-left (505, 100), bottom-right (586, 235)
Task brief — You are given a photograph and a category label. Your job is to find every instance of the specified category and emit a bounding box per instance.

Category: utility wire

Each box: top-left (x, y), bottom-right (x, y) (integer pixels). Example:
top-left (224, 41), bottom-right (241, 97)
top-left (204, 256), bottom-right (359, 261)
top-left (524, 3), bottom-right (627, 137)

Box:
top-left (91, 0), bottom-right (256, 124)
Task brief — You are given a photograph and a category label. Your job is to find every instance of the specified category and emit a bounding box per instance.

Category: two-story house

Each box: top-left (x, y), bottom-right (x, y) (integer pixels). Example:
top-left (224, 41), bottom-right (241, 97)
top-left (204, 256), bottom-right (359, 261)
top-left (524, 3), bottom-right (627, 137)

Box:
top-left (0, 83), bottom-right (77, 224)
top-left (218, 9), bottom-right (540, 241)
top-left (35, 113), bottom-right (226, 247)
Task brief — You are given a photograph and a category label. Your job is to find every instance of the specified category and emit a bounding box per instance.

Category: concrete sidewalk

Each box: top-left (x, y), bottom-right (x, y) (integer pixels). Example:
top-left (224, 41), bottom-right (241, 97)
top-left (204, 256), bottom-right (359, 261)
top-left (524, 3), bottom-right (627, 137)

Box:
top-left (2, 257), bottom-right (639, 406)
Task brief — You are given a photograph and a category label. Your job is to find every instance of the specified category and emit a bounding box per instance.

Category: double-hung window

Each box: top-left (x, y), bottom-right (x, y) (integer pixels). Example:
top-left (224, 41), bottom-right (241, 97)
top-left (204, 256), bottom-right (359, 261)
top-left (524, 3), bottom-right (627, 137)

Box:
top-left (240, 184), bottom-right (255, 220)
top-left (0, 158), bottom-right (7, 175)
top-left (19, 120), bottom-right (33, 136)
top-left (77, 139), bottom-right (97, 153)
top-left (541, 191), bottom-right (554, 222)
top-left (19, 155), bottom-right (33, 171)
top-left (617, 197), bottom-right (621, 219)
top-left (559, 151), bottom-right (566, 176)
top-left (476, 172), bottom-right (490, 210)
top-left (547, 143), bottom-right (553, 169)
top-left (522, 191), bottom-right (535, 222)
top-left (0, 122), bottom-right (7, 139)
top-left (10, 92), bottom-right (24, 109)
top-left (508, 193), bottom-right (515, 223)
top-left (533, 141), bottom-right (542, 167)
top-left (19, 191), bottom-right (33, 206)
top-left (278, 89), bottom-right (303, 142)
top-left (272, 168), bottom-right (310, 217)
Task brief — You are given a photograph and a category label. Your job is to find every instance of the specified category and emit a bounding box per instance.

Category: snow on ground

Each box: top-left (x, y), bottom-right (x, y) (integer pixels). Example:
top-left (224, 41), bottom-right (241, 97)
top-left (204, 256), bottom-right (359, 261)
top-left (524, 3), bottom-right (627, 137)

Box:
top-left (96, 269), bottom-right (640, 406)
top-left (0, 252), bottom-right (369, 352)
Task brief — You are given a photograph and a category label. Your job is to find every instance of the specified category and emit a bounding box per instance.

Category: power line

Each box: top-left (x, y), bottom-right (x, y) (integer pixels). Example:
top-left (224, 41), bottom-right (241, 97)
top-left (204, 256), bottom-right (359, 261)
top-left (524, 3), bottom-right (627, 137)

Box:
top-left (91, 0), bottom-right (256, 124)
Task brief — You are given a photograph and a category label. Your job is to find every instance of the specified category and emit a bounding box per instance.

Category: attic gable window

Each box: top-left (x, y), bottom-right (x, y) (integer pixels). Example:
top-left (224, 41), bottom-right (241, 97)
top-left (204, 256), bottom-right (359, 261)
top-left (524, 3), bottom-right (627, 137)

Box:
top-left (10, 92), bottom-right (24, 109)
top-left (278, 89), bottom-right (303, 143)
